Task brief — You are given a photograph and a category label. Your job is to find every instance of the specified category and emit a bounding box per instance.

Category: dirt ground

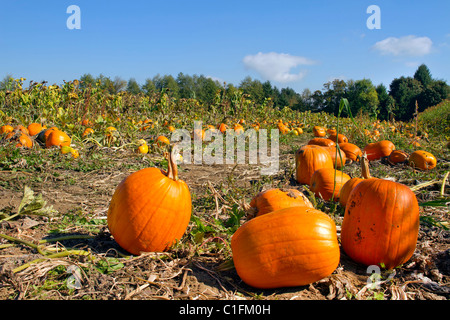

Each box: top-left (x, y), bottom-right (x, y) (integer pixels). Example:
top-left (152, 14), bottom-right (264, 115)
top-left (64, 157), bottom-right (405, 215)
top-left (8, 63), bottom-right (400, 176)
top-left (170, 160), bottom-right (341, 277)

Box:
top-left (0, 141), bottom-right (449, 301)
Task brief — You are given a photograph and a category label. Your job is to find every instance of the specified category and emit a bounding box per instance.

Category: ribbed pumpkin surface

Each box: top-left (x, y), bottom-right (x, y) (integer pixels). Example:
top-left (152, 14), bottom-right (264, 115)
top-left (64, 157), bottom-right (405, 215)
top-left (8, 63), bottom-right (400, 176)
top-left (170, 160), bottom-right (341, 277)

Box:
top-left (341, 178), bottom-right (419, 269)
top-left (231, 207), bottom-right (340, 289)
top-left (107, 167), bottom-right (192, 255)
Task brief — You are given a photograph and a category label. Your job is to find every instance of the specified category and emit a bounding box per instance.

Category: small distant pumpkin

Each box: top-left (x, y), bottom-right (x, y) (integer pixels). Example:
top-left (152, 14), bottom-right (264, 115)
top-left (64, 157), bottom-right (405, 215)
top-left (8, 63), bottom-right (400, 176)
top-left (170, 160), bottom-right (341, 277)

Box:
top-left (339, 142), bottom-right (362, 162)
top-left (307, 138), bottom-right (336, 147)
top-left (155, 135), bottom-right (170, 147)
top-left (27, 123), bottom-right (44, 136)
top-left (328, 133), bottom-right (348, 144)
top-left (363, 140), bottom-right (395, 161)
top-left (249, 188), bottom-right (314, 217)
top-left (16, 133), bottom-right (33, 148)
top-left (312, 126), bottom-right (327, 137)
top-left (0, 125), bottom-right (14, 135)
top-left (387, 150), bottom-right (409, 165)
top-left (46, 130), bottom-right (71, 148)
top-left (82, 127), bottom-right (94, 138)
top-left (409, 150), bottom-right (437, 170)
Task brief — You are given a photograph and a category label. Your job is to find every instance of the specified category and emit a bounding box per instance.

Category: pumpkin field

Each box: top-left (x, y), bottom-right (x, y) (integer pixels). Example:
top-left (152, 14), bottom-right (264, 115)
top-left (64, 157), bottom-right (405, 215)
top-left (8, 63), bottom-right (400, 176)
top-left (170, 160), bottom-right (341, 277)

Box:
top-left (0, 79), bottom-right (449, 301)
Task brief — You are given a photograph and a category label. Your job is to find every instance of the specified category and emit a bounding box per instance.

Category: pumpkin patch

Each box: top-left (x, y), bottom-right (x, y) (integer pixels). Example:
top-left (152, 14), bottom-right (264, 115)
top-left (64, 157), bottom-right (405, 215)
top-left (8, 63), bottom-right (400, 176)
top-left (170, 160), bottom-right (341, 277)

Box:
top-left (0, 77), bottom-right (447, 300)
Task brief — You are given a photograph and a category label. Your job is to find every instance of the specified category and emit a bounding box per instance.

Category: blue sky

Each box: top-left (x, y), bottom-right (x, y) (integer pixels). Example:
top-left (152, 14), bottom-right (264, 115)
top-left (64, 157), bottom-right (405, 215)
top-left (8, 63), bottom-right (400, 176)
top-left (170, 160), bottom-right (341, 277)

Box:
top-left (0, 0), bottom-right (449, 93)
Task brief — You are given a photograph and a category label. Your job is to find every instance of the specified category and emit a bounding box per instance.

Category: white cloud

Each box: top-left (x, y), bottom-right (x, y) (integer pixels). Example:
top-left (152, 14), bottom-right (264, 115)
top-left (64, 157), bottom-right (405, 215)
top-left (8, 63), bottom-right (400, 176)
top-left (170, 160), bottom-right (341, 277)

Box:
top-left (372, 35), bottom-right (433, 57)
top-left (242, 52), bottom-right (317, 83)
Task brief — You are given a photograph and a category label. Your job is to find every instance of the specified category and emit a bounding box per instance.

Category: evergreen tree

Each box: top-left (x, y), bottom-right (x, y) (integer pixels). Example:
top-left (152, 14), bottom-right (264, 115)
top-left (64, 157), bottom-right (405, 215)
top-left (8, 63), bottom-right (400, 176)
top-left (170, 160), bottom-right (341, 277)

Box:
top-left (127, 78), bottom-right (141, 94)
top-left (414, 64), bottom-right (433, 88)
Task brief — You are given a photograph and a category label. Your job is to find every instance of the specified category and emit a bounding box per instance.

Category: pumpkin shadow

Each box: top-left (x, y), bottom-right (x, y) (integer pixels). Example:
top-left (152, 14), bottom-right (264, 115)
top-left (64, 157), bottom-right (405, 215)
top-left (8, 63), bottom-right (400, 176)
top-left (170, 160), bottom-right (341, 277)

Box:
top-left (41, 230), bottom-right (125, 256)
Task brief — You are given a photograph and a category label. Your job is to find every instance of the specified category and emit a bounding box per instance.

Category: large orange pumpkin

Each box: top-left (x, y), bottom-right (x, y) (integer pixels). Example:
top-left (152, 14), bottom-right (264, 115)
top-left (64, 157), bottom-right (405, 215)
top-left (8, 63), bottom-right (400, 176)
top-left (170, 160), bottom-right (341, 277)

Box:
top-left (341, 179), bottom-right (420, 269)
top-left (363, 140), bottom-right (395, 161)
top-left (295, 145), bottom-right (333, 185)
top-left (231, 206), bottom-right (340, 289)
top-left (107, 147), bottom-right (192, 255)
top-left (309, 168), bottom-right (351, 201)
top-left (249, 188), bottom-right (313, 216)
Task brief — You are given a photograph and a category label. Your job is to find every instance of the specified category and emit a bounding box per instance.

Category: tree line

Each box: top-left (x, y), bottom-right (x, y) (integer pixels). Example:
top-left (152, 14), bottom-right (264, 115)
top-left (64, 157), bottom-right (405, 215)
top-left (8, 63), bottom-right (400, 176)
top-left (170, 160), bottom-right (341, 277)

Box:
top-left (1, 64), bottom-right (448, 122)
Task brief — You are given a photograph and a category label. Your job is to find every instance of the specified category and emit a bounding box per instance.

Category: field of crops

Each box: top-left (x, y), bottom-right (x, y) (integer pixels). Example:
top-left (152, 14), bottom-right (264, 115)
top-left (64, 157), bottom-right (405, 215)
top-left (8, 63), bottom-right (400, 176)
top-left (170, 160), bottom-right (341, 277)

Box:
top-left (0, 79), bottom-right (449, 301)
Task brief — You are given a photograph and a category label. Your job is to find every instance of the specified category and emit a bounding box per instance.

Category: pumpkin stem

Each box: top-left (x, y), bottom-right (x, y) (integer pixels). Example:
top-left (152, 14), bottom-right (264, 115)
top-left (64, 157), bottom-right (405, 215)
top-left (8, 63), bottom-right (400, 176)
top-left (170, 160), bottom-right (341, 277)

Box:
top-left (166, 145), bottom-right (179, 181)
top-left (361, 152), bottom-right (371, 179)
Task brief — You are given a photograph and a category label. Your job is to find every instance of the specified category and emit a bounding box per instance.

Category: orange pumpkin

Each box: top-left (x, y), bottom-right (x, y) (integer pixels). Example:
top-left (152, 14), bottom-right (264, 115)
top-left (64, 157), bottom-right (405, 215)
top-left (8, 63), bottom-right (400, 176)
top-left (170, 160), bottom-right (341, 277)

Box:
top-left (107, 147), bottom-right (192, 255)
top-left (295, 145), bottom-right (333, 185)
top-left (341, 178), bottom-right (420, 269)
top-left (0, 125), bottom-right (14, 135)
top-left (339, 153), bottom-right (372, 207)
top-left (82, 127), bottom-right (94, 138)
top-left (312, 126), bottom-right (327, 137)
top-left (408, 150), bottom-right (437, 170)
top-left (14, 125), bottom-right (29, 135)
top-left (218, 123), bottom-right (228, 134)
top-left (309, 168), bottom-right (351, 201)
top-left (328, 133), bottom-right (348, 144)
top-left (338, 142), bottom-right (362, 162)
top-left (324, 146), bottom-right (347, 169)
top-left (27, 123), bottom-right (44, 136)
top-left (16, 134), bottom-right (33, 148)
top-left (387, 150), bottom-right (409, 165)
top-left (155, 135), bottom-right (170, 147)
top-left (307, 138), bottom-right (336, 147)
top-left (234, 124), bottom-right (244, 135)
top-left (231, 206), bottom-right (340, 289)
top-left (249, 188), bottom-right (314, 217)
top-left (363, 140), bottom-right (395, 161)
top-left (339, 177), bottom-right (364, 207)
top-left (339, 152), bottom-right (372, 207)
top-left (43, 127), bottom-right (59, 142)
top-left (45, 130), bottom-right (71, 148)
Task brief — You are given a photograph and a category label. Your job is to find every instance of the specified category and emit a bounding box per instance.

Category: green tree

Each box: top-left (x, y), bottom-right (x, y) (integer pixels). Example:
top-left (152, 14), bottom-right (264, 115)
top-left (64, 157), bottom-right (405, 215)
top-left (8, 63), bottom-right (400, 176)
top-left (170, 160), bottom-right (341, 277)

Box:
top-left (389, 76), bottom-right (423, 121)
top-left (153, 74), bottom-right (179, 98)
top-left (176, 72), bottom-right (195, 99)
top-left (126, 78), bottom-right (141, 94)
top-left (414, 64), bottom-right (433, 88)
top-left (79, 73), bottom-right (95, 90)
top-left (417, 79), bottom-right (450, 111)
top-left (376, 84), bottom-right (395, 121)
top-left (346, 79), bottom-right (379, 118)
top-left (239, 76), bottom-right (265, 105)
top-left (142, 78), bottom-right (156, 96)
top-left (321, 79), bottom-right (347, 115)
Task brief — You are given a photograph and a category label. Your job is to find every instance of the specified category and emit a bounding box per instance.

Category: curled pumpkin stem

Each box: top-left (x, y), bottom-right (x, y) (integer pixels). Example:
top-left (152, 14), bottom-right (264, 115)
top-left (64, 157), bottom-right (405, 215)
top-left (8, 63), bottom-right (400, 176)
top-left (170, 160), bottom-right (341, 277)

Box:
top-left (165, 145), bottom-right (179, 181)
top-left (361, 152), bottom-right (371, 179)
